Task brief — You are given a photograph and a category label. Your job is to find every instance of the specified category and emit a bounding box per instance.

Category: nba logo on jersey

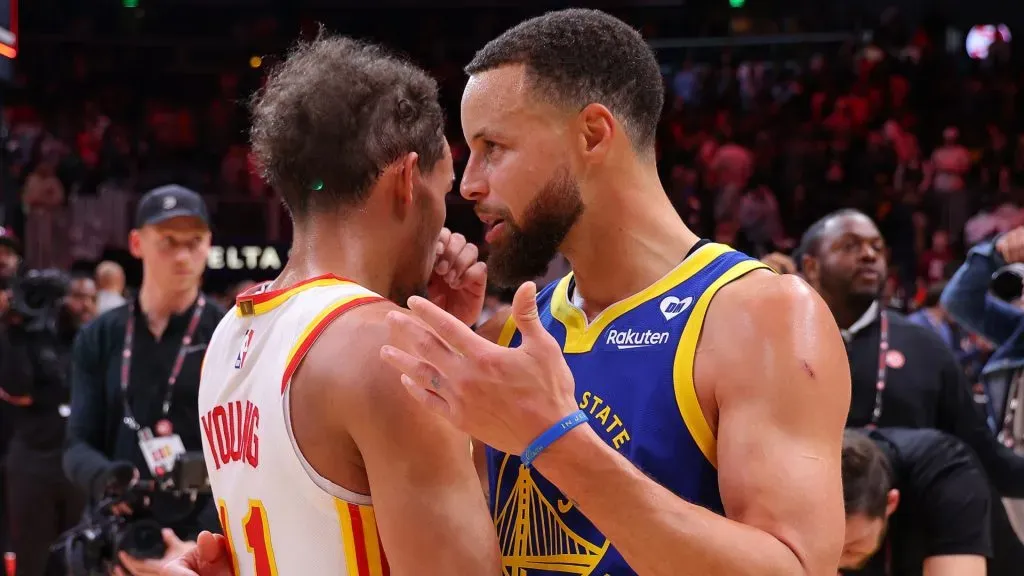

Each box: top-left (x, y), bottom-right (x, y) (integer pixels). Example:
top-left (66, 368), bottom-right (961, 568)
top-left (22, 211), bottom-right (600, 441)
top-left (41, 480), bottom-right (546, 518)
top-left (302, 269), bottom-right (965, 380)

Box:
top-left (234, 329), bottom-right (255, 369)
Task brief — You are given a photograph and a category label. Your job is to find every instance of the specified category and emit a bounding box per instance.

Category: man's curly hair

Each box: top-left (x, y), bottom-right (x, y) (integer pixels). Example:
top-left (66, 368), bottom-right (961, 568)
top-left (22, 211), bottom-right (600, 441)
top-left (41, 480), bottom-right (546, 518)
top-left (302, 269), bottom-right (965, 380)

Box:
top-left (250, 33), bottom-right (446, 218)
top-left (465, 9), bottom-right (664, 154)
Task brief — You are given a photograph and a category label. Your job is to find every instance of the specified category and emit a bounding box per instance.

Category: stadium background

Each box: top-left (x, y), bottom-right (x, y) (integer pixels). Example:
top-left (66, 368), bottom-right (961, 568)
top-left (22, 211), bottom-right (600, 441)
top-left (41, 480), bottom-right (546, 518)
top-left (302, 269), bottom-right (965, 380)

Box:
top-left (2, 0), bottom-right (1022, 298)
top-left (3, 0), bottom-right (1024, 572)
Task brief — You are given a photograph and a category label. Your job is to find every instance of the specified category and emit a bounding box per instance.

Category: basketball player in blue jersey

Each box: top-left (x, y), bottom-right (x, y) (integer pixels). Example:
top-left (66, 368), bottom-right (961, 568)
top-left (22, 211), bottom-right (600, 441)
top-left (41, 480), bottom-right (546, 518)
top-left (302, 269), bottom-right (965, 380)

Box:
top-left (380, 9), bottom-right (851, 576)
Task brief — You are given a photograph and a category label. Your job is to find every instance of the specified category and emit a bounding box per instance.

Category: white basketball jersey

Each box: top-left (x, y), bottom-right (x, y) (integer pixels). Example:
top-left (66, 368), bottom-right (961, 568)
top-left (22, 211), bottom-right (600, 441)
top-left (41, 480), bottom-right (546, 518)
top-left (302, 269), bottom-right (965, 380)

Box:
top-left (198, 274), bottom-right (390, 576)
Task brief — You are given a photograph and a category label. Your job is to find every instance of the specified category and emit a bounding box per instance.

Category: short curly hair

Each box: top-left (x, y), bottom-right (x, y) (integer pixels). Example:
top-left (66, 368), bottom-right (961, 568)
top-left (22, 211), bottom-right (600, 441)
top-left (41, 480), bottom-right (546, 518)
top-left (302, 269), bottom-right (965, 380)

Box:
top-left (465, 9), bottom-right (664, 153)
top-left (250, 33), bottom-right (446, 218)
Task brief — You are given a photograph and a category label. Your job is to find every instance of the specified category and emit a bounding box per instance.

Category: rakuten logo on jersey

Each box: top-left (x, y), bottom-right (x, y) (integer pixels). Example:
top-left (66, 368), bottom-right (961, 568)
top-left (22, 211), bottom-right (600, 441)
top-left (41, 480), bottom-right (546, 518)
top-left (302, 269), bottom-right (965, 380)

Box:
top-left (605, 328), bottom-right (671, 350)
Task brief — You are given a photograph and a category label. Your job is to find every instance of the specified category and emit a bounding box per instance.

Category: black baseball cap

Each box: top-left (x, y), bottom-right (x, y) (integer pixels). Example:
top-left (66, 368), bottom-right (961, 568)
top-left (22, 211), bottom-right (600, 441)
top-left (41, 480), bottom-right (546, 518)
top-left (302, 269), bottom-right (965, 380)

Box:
top-left (135, 185), bottom-right (210, 229)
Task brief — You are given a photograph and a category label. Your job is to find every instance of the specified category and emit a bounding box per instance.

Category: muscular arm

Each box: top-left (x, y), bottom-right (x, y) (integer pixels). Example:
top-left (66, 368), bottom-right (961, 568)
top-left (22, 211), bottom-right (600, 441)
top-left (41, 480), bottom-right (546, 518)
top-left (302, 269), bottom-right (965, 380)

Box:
top-left (297, 303), bottom-right (500, 576)
top-left (533, 273), bottom-right (849, 576)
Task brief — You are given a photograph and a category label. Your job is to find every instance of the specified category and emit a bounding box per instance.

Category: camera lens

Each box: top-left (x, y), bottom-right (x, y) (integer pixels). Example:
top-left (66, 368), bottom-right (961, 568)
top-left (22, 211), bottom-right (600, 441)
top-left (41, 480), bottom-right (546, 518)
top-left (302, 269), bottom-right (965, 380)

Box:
top-left (115, 519), bottom-right (166, 560)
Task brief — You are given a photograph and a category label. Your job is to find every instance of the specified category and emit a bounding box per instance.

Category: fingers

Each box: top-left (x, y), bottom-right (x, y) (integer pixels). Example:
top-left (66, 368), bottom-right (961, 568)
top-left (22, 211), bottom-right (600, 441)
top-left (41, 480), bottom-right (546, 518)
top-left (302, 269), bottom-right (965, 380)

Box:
top-left (162, 528), bottom-right (183, 547)
top-left (1002, 229), bottom-right (1024, 263)
top-left (380, 344), bottom-right (456, 419)
top-left (461, 261), bottom-right (488, 295)
top-left (445, 241), bottom-right (479, 287)
top-left (434, 230), bottom-right (485, 288)
top-left (404, 296), bottom-right (489, 356)
top-left (510, 282), bottom-right (544, 341)
top-left (112, 502), bottom-right (134, 516)
top-left (434, 230), bottom-right (464, 276)
top-left (379, 345), bottom-right (447, 398)
top-left (196, 531), bottom-right (229, 564)
top-left (400, 374), bottom-right (454, 419)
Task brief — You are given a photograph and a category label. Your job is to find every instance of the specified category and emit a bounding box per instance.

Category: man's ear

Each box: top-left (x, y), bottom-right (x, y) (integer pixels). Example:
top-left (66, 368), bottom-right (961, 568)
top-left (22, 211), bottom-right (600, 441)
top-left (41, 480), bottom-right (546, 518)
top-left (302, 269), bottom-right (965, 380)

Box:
top-left (801, 254), bottom-right (820, 287)
top-left (578, 103), bottom-right (616, 159)
top-left (885, 489), bottom-right (900, 519)
top-left (391, 152), bottom-right (419, 217)
top-left (128, 229), bottom-right (144, 259)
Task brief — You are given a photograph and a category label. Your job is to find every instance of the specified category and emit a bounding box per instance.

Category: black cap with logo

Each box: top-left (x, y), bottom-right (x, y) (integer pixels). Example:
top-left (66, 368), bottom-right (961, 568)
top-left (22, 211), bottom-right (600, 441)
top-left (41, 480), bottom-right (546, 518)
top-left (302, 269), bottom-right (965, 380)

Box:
top-left (135, 185), bottom-right (210, 229)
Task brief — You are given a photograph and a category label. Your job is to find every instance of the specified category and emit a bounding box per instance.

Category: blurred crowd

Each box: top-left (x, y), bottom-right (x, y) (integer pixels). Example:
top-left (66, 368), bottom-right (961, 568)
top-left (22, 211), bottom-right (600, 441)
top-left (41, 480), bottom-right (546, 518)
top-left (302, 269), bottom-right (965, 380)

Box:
top-left (2, 3), bottom-right (1024, 575)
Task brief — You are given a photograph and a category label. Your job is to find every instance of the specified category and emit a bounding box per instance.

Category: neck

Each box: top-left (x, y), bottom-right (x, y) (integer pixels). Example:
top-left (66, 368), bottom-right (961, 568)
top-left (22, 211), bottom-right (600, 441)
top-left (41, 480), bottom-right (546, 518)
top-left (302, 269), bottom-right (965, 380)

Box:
top-left (139, 281), bottom-right (198, 320)
top-left (561, 162), bottom-right (698, 314)
top-left (827, 295), bottom-right (875, 330)
top-left (275, 211), bottom-right (402, 300)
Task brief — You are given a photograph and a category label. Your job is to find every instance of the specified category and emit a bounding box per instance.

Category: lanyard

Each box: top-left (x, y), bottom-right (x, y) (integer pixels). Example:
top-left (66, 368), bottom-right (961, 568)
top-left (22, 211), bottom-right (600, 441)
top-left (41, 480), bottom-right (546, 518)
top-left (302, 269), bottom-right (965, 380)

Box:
top-left (865, 311), bottom-right (889, 429)
top-left (120, 295), bottom-right (206, 432)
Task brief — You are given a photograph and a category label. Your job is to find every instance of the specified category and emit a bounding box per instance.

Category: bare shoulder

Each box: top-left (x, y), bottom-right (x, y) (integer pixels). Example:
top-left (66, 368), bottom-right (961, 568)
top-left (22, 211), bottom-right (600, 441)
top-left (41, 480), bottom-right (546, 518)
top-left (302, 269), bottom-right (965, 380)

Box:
top-left (697, 270), bottom-right (849, 399)
top-left (299, 300), bottom-right (411, 406)
top-left (475, 304), bottom-right (513, 344)
top-left (704, 270), bottom-right (839, 347)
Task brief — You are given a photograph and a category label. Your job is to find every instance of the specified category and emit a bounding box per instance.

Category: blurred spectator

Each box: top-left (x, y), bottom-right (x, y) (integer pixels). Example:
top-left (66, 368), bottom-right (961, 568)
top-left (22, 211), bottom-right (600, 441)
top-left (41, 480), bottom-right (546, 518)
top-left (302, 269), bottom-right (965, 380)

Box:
top-left (21, 158), bottom-right (67, 271)
top-left (94, 261), bottom-right (126, 316)
top-left (798, 210), bottom-right (1024, 501)
top-left (907, 281), bottom-right (985, 381)
top-left (918, 230), bottom-right (953, 284)
top-left (927, 127), bottom-right (971, 244)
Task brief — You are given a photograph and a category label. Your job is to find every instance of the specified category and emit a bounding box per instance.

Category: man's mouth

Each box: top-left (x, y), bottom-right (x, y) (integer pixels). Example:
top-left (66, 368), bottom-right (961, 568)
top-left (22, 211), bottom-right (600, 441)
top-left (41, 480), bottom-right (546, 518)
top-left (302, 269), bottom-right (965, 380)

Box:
top-left (477, 212), bottom-right (508, 244)
top-left (854, 268), bottom-right (881, 281)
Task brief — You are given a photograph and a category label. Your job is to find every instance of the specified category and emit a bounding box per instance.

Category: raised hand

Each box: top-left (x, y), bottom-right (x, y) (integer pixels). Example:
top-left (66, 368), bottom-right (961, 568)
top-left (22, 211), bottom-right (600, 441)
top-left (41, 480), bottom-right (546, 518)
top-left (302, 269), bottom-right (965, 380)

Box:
top-left (427, 227), bottom-right (488, 327)
top-left (997, 227), bottom-right (1024, 264)
top-left (380, 281), bottom-right (579, 456)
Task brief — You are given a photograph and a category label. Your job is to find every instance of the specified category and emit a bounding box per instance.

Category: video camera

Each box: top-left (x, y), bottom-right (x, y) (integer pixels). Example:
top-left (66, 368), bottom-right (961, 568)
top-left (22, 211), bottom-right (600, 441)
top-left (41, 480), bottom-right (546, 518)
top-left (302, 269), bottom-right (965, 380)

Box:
top-left (0, 268), bottom-right (69, 334)
top-left (54, 452), bottom-right (211, 576)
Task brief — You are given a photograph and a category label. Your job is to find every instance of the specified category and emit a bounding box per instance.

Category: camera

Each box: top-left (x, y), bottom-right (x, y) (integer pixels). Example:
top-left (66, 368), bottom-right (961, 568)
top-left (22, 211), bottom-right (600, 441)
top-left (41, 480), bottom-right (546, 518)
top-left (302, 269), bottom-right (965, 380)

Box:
top-left (1, 268), bottom-right (69, 334)
top-left (54, 453), bottom-right (211, 575)
top-left (991, 264), bottom-right (1024, 302)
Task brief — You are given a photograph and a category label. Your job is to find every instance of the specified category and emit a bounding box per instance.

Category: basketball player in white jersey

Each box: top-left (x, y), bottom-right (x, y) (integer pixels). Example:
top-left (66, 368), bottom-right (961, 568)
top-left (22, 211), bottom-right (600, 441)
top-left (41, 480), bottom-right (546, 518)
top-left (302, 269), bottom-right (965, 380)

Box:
top-left (190, 35), bottom-right (500, 576)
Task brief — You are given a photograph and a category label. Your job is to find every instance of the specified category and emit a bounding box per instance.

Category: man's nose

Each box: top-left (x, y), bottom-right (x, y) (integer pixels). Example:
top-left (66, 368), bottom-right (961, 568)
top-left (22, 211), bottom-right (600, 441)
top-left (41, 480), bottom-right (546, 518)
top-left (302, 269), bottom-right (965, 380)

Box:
top-left (460, 156), bottom-right (487, 201)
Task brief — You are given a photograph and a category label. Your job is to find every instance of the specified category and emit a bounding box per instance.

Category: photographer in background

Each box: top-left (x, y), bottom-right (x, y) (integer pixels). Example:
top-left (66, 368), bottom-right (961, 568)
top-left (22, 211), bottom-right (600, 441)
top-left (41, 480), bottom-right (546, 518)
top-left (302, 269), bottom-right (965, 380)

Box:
top-left (840, 428), bottom-right (992, 576)
top-left (943, 226), bottom-right (1024, 565)
top-left (63, 186), bottom-right (225, 574)
top-left (0, 270), bottom-right (96, 576)
top-left (0, 226), bottom-right (22, 576)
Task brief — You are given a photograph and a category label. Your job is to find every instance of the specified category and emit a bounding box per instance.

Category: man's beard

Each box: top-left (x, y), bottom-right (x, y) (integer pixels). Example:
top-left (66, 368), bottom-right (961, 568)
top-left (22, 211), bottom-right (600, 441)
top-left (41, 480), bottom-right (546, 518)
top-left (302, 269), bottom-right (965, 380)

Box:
top-left (487, 167), bottom-right (584, 288)
top-left (822, 268), bottom-right (883, 312)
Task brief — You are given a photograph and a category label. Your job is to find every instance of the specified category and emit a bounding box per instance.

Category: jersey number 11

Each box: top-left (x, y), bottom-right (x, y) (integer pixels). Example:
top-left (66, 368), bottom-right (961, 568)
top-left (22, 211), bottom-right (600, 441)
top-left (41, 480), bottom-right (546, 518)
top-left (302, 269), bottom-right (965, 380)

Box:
top-left (218, 499), bottom-right (279, 576)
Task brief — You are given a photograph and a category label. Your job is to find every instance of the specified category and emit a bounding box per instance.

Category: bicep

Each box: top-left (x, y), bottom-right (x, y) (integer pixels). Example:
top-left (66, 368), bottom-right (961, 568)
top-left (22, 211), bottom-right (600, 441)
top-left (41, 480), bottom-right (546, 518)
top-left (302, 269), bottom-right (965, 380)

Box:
top-left (709, 276), bottom-right (849, 573)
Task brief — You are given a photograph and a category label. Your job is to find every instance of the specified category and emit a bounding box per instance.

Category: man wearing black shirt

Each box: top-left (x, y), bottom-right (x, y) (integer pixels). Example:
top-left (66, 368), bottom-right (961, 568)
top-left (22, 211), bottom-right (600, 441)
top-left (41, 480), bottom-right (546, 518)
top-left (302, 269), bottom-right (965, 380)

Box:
top-left (797, 209), bottom-right (1024, 494)
top-left (840, 428), bottom-right (991, 576)
top-left (798, 209), bottom-right (1024, 575)
top-left (0, 272), bottom-right (95, 576)
top-left (63, 186), bottom-right (225, 572)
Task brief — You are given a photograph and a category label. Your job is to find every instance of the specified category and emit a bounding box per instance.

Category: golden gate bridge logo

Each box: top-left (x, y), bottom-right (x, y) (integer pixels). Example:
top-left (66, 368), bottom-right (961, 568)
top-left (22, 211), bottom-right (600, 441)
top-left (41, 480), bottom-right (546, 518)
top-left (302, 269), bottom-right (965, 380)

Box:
top-left (494, 456), bottom-right (610, 576)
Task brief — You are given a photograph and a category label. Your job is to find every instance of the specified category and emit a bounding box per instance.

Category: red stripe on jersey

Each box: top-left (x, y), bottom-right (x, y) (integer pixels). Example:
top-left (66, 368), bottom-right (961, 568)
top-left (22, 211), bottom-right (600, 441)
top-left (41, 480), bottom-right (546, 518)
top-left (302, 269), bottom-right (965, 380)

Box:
top-left (348, 504), bottom-right (372, 576)
top-left (280, 296), bottom-right (386, 394)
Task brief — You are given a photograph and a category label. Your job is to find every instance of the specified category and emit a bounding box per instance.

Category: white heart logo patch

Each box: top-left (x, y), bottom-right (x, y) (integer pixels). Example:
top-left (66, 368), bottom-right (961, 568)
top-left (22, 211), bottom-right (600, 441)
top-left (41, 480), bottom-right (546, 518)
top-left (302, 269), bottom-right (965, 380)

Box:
top-left (659, 296), bottom-right (693, 321)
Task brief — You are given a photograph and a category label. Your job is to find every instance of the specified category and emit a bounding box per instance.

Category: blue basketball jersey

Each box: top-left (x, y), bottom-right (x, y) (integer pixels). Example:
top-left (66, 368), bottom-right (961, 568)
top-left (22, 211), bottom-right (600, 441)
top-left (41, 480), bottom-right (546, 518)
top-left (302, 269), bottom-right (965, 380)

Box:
top-left (487, 243), bottom-right (771, 576)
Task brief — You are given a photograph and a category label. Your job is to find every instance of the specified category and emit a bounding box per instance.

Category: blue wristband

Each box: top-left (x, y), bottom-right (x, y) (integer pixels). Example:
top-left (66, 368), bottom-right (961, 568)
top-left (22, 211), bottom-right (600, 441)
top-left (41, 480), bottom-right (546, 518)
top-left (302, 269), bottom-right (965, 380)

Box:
top-left (521, 410), bottom-right (589, 469)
